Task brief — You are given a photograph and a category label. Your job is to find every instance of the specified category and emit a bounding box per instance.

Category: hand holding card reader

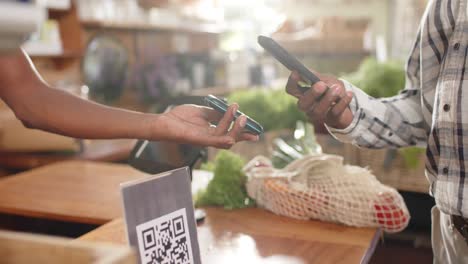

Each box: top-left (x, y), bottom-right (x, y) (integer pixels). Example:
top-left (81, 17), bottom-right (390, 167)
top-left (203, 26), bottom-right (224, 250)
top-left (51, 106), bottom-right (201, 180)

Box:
top-left (204, 94), bottom-right (264, 135)
top-left (257, 35), bottom-right (329, 98)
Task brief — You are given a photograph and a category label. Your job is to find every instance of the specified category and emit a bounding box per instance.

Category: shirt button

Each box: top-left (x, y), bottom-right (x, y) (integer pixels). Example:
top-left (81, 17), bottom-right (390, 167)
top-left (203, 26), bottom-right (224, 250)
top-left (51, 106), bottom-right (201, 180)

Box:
top-left (443, 167), bottom-right (449, 174)
top-left (454, 43), bottom-right (461, 50)
top-left (443, 104), bottom-right (451, 112)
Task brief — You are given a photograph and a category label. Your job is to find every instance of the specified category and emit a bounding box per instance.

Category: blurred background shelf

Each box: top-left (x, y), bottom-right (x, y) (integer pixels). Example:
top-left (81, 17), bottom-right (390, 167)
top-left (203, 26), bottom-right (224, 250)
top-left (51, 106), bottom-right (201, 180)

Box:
top-left (29, 50), bottom-right (82, 59)
top-left (81, 19), bottom-right (223, 35)
top-left (41, 0), bottom-right (71, 11)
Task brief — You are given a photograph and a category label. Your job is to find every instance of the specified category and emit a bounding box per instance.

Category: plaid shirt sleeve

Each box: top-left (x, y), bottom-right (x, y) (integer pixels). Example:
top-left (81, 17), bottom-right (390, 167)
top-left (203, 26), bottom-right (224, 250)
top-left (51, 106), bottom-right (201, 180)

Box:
top-left (326, 32), bottom-right (428, 149)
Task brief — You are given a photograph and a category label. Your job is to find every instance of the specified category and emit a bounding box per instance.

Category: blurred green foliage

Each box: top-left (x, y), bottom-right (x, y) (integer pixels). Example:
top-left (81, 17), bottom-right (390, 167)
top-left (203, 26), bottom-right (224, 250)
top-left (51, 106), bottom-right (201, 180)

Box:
top-left (342, 57), bottom-right (406, 98)
top-left (398, 147), bottom-right (426, 169)
top-left (272, 121), bottom-right (322, 169)
top-left (228, 89), bottom-right (307, 132)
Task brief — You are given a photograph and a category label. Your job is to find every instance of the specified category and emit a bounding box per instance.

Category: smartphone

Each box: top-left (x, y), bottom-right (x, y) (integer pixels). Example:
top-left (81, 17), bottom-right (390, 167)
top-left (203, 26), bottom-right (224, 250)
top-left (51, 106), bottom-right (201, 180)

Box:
top-left (204, 94), bottom-right (264, 135)
top-left (258, 35), bottom-right (323, 94)
top-left (129, 140), bottom-right (204, 175)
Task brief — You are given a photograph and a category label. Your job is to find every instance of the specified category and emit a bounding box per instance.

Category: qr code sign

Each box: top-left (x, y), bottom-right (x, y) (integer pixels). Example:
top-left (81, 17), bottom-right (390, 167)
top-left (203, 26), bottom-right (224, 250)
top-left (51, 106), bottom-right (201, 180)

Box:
top-left (136, 208), bottom-right (193, 264)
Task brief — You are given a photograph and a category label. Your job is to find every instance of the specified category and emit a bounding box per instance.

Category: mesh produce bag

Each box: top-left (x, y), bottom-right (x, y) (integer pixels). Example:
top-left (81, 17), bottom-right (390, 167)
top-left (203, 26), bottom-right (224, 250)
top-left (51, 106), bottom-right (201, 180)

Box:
top-left (243, 154), bottom-right (410, 233)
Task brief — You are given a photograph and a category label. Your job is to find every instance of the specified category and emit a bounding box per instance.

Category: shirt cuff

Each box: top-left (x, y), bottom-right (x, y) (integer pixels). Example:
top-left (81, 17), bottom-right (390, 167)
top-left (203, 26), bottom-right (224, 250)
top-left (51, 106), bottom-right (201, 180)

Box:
top-left (324, 79), bottom-right (363, 144)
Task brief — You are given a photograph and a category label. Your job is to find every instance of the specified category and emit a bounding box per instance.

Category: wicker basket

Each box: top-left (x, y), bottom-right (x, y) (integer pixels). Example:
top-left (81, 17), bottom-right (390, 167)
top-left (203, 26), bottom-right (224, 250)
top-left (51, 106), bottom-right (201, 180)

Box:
top-left (357, 148), bottom-right (429, 193)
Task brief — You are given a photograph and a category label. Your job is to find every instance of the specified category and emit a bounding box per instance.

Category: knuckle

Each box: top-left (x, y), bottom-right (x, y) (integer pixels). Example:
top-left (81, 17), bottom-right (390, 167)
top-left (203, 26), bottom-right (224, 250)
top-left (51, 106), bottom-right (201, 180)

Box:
top-left (346, 96), bottom-right (353, 105)
top-left (297, 100), bottom-right (306, 111)
top-left (333, 84), bottom-right (344, 93)
top-left (219, 143), bottom-right (230, 149)
top-left (324, 94), bottom-right (335, 105)
top-left (310, 107), bottom-right (322, 118)
top-left (330, 107), bottom-right (341, 117)
top-left (314, 81), bottom-right (327, 90)
top-left (209, 126), bottom-right (218, 135)
top-left (333, 94), bottom-right (342, 104)
top-left (286, 84), bottom-right (299, 95)
top-left (341, 96), bottom-right (350, 106)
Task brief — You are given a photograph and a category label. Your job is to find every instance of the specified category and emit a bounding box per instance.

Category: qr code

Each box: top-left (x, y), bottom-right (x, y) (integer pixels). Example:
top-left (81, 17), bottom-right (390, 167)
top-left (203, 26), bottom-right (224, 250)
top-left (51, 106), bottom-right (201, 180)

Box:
top-left (136, 208), bottom-right (193, 264)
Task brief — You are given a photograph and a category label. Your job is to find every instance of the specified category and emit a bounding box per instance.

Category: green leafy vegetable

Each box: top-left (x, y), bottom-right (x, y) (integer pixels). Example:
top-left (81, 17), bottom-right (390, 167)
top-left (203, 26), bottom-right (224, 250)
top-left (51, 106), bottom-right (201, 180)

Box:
top-left (200, 161), bottom-right (215, 172)
top-left (195, 151), bottom-right (255, 209)
top-left (228, 89), bottom-right (307, 132)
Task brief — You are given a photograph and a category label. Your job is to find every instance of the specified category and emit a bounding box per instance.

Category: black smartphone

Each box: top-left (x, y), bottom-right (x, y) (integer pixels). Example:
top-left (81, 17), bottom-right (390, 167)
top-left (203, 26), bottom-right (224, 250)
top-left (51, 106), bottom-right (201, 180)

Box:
top-left (204, 94), bottom-right (264, 135)
top-left (128, 140), bottom-right (204, 175)
top-left (258, 35), bottom-right (323, 94)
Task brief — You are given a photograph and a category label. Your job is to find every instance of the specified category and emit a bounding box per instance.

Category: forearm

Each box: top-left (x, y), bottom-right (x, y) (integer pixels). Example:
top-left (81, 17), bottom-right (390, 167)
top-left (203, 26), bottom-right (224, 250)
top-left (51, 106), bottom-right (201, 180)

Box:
top-left (327, 80), bottom-right (428, 149)
top-left (21, 85), bottom-right (160, 139)
top-left (0, 49), bottom-right (163, 140)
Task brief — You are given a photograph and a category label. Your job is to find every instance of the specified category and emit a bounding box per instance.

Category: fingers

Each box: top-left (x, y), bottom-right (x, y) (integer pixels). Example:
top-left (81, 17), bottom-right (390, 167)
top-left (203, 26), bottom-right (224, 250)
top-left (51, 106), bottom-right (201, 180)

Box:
top-left (196, 135), bottom-right (236, 150)
top-left (308, 84), bottom-right (344, 121)
top-left (296, 80), bottom-right (352, 128)
top-left (168, 104), bottom-right (259, 149)
top-left (201, 102), bottom-right (243, 137)
top-left (213, 104), bottom-right (238, 136)
top-left (320, 74), bottom-right (343, 86)
top-left (240, 133), bottom-right (260, 142)
top-left (211, 115), bottom-right (260, 148)
top-left (206, 110), bottom-right (260, 148)
top-left (286, 69), bottom-right (330, 98)
top-left (328, 90), bottom-right (353, 119)
top-left (286, 69), bottom-right (351, 128)
top-left (297, 81), bottom-right (329, 113)
top-left (227, 115), bottom-right (248, 140)
top-left (202, 103), bottom-right (237, 125)
top-left (202, 106), bottom-right (224, 123)
top-left (286, 71), bottom-right (303, 98)
top-left (201, 133), bottom-right (258, 150)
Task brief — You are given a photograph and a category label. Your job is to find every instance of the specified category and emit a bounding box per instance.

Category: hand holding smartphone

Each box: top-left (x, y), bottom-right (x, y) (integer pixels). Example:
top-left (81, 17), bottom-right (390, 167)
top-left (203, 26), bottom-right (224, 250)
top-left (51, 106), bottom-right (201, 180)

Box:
top-left (258, 35), bottom-right (354, 130)
top-left (204, 95), bottom-right (264, 136)
top-left (258, 35), bottom-right (329, 98)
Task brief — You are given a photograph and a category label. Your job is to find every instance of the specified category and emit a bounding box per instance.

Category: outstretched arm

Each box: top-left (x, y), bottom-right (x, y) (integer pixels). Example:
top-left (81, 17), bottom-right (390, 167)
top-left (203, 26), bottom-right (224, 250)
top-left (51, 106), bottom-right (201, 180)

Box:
top-left (0, 49), bottom-right (257, 149)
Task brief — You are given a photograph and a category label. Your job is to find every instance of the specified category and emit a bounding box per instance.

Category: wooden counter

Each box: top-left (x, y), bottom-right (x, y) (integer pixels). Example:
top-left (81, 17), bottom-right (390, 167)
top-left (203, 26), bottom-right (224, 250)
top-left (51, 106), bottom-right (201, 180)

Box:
top-left (0, 161), bottom-right (148, 224)
top-left (0, 139), bottom-right (136, 170)
top-left (79, 208), bottom-right (381, 264)
top-left (0, 159), bottom-right (381, 263)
